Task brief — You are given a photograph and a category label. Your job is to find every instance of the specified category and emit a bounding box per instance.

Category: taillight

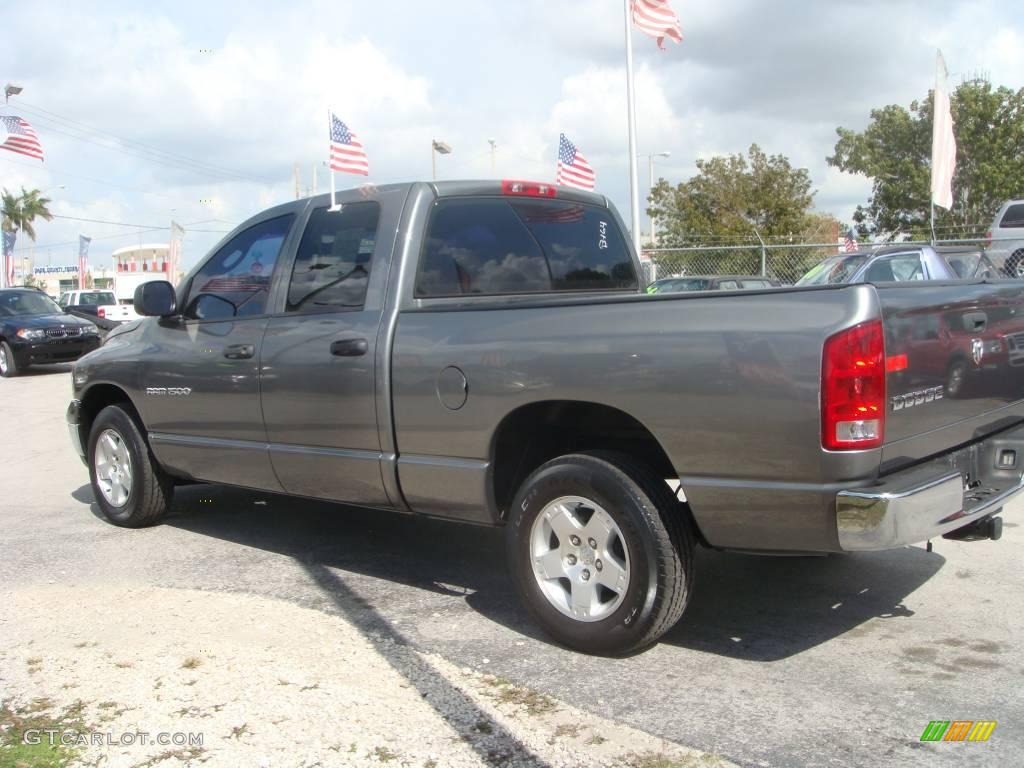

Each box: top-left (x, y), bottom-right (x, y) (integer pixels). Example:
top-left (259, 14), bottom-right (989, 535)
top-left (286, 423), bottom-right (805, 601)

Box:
top-left (822, 320), bottom-right (885, 450)
top-left (985, 230), bottom-right (992, 248)
top-left (97, 307), bottom-right (106, 318)
top-left (502, 180), bottom-right (557, 198)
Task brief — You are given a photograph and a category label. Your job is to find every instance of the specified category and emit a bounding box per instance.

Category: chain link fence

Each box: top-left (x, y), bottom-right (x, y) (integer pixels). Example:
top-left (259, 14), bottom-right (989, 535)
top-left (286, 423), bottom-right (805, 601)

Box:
top-left (640, 236), bottom-right (1023, 286)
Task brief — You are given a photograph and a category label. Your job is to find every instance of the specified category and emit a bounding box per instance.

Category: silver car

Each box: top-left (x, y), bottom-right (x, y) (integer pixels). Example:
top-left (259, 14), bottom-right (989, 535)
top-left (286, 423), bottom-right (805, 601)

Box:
top-left (987, 200), bottom-right (1024, 278)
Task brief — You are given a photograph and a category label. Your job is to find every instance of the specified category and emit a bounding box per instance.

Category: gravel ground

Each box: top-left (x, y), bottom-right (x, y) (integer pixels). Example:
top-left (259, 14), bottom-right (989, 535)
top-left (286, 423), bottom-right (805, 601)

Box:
top-left (2, 366), bottom-right (1023, 767)
top-left (1, 584), bottom-right (728, 768)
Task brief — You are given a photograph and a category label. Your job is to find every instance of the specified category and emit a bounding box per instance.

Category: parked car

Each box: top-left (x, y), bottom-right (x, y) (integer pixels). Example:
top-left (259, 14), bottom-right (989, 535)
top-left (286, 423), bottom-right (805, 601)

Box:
top-left (67, 180), bottom-right (1024, 655)
top-left (986, 200), bottom-right (1024, 278)
top-left (58, 289), bottom-right (138, 324)
top-left (648, 275), bottom-right (781, 293)
top-left (796, 246), bottom-right (1002, 286)
top-left (0, 288), bottom-right (101, 377)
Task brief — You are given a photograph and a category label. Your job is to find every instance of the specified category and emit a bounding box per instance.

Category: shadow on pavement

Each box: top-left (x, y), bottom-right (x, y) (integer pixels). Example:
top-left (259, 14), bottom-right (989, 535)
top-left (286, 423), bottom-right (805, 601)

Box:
top-left (73, 482), bottom-right (549, 766)
top-left (662, 546), bottom-right (944, 661)
top-left (74, 482), bottom-right (946, 664)
top-left (19, 363), bottom-right (73, 377)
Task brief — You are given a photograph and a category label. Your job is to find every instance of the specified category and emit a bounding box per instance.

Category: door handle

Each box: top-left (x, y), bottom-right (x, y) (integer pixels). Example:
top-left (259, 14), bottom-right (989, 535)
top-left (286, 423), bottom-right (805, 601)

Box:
top-left (330, 338), bottom-right (368, 357)
top-left (223, 344), bottom-right (255, 360)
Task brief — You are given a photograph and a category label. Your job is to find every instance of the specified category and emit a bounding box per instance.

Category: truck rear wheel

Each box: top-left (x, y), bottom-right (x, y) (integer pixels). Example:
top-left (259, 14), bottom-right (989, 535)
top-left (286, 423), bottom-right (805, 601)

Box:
top-left (506, 452), bottom-right (693, 656)
top-left (88, 404), bottom-right (173, 527)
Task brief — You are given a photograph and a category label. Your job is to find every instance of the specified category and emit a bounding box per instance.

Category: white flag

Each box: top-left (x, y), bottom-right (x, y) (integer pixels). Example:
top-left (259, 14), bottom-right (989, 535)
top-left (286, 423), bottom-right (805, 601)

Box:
top-left (931, 51), bottom-right (956, 210)
top-left (168, 221), bottom-right (185, 282)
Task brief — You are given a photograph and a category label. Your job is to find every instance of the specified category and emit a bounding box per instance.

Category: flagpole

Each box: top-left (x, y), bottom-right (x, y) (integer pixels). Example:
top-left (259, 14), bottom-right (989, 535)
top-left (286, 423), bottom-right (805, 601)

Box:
top-left (930, 51), bottom-right (938, 246)
top-left (328, 109), bottom-right (339, 210)
top-left (624, 0), bottom-right (642, 255)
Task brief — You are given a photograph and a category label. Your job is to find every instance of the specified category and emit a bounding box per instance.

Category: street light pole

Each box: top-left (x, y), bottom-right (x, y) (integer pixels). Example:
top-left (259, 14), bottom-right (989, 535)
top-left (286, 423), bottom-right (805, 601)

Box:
top-left (431, 140), bottom-right (452, 181)
top-left (488, 138), bottom-right (497, 175)
top-left (641, 152), bottom-right (670, 245)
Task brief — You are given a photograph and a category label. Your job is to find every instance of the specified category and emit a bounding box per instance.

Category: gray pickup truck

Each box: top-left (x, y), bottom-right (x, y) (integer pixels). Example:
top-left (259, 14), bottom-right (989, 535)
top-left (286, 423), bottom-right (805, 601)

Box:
top-left (67, 181), bottom-right (1024, 655)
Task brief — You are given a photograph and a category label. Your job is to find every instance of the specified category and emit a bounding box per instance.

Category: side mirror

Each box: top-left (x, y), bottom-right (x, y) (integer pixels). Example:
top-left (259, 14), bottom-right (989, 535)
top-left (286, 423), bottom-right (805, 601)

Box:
top-left (134, 281), bottom-right (177, 317)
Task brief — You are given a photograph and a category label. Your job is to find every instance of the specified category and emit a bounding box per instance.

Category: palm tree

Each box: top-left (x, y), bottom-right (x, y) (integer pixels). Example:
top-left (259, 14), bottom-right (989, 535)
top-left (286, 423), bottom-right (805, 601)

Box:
top-left (2, 186), bottom-right (54, 241)
top-left (1, 188), bottom-right (19, 234)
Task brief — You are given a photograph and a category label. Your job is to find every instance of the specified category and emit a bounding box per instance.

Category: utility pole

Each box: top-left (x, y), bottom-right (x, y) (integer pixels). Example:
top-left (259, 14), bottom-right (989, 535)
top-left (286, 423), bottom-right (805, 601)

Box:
top-left (488, 138), bottom-right (497, 175)
top-left (312, 163), bottom-right (318, 196)
top-left (293, 164), bottom-right (300, 200)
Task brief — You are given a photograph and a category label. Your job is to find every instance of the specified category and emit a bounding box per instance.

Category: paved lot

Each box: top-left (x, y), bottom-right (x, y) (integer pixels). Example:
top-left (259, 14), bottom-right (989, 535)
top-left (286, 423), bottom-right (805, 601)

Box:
top-left (3, 366), bottom-right (1023, 767)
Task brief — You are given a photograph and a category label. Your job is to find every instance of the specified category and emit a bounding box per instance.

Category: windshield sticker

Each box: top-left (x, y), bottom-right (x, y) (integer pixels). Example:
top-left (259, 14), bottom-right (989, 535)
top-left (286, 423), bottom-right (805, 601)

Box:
top-left (598, 221), bottom-right (608, 250)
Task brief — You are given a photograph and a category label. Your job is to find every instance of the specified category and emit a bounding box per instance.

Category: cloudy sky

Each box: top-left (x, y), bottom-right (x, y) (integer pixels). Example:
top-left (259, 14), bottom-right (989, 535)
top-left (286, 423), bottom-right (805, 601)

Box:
top-left (1, 0), bottom-right (1022, 269)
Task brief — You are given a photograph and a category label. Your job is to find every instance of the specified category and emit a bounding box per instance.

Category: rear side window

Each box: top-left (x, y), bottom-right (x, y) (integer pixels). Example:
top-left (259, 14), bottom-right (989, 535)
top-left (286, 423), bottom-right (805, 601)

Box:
top-left (717, 280), bottom-right (740, 290)
top-left (416, 198), bottom-right (637, 297)
top-left (999, 204), bottom-right (1024, 228)
top-left (287, 203), bottom-right (380, 313)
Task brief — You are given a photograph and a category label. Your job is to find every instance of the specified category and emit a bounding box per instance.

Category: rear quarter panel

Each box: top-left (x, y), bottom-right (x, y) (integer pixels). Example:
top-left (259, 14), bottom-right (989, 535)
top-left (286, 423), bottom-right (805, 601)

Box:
top-left (391, 284), bottom-right (881, 551)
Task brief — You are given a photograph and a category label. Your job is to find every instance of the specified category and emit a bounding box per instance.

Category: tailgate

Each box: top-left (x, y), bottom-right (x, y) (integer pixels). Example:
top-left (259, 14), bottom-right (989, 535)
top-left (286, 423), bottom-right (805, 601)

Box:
top-left (880, 280), bottom-right (1024, 470)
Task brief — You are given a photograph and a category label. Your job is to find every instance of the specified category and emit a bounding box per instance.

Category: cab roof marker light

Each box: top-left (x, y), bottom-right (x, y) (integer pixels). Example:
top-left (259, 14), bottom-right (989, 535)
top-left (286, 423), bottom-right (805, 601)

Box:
top-left (501, 180), bottom-right (557, 198)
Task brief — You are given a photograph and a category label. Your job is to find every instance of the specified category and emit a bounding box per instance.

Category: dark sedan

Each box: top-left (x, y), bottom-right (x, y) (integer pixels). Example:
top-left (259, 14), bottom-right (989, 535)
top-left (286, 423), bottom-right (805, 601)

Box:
top-left (0, 289), bottom-right (101, 377)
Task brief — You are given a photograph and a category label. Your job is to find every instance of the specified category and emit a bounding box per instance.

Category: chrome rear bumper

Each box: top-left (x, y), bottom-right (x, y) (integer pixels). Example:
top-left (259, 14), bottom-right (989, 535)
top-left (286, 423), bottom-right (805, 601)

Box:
top-left (837, 423), bottom-right (1024, 551)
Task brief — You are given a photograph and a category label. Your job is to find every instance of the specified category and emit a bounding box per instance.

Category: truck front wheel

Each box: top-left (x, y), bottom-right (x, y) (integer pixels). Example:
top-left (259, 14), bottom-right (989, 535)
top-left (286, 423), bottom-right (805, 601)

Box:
top-left (88, 404), bottom-right (173, 527)
top-left (506, 452), bottom-right (693, 656)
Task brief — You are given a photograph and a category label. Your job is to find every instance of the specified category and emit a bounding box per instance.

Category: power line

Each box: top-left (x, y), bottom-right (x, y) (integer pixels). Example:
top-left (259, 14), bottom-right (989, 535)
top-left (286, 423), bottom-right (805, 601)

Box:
top-left (12, 218), bottom-right (232, 253)
top-left (2, 154), bottom-right (194, 203)
top-left (13, 100), bottom-right (270, 184)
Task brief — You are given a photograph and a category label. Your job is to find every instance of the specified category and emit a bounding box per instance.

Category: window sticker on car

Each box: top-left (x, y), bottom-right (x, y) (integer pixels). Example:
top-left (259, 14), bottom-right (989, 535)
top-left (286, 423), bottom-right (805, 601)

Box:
top-left (598, 220), bottom-right (608, 250)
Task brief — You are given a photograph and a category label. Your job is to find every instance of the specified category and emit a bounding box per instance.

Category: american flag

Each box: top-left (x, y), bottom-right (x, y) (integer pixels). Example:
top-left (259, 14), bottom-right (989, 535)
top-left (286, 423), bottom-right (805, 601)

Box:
top-left (556, 134), bottom-right (596, 191)
top-left (520, 203), bottom-right (586, 224)
top-left (631, 0), bottom-right (683, 49)
top-left (78, 236), bottom-right (91, 289)
top-left (329, 114), bottom-right (369, 176)
top-left (2, 229), bottom-right (15, 287)
top-left (844, 228), bottom-right (858, 253)
top-left (0, 116), bottom-right (44, 161)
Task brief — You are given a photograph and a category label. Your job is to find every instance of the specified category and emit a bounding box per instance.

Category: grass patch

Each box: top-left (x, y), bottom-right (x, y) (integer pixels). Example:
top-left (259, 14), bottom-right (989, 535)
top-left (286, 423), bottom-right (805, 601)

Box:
top-left (586, 733), bottom-right (608, 746)
top-left (0, 699), bottom-right (88, 768)
top-left (482, 676), bottom-right (557, 717)
top-left (370, 745), bottom-right (400, 762)
top-left (180, 657), bottom-right (202, 670)
top-left (628, 751), bottom-right (728, 768)
top-left (128, 747), bottom-right (206, 768)
top-left (548, 723), bottom-right (582, 743)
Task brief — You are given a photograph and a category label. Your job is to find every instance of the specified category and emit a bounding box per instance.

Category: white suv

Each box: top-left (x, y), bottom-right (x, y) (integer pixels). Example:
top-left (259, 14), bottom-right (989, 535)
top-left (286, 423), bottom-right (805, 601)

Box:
top-left (987, 200), bottom-right (1024, 278)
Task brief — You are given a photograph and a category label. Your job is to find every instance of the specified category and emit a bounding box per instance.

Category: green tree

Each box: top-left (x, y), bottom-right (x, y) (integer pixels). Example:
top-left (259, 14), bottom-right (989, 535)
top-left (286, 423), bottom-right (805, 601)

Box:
top-left (828, 81), bottom-right (1024, 238)
top-left (647, 144), bottom-right (817, 246)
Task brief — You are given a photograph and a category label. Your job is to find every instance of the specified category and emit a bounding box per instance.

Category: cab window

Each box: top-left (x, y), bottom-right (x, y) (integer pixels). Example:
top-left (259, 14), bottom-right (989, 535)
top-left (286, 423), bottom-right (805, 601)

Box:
top-left (286, 203), bottom-right (380, 313)
top-left (184, 214), bottom-right (294, 320)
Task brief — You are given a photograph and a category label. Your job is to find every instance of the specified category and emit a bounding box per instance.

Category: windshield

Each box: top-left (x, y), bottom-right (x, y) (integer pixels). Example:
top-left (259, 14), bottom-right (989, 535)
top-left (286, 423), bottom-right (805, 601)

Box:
top-left (943, 251), bottom-right (999, 279)
top-left (796, 255), bottom-right (869, 286)
top-left (0, 291), bottom-right (63, 316)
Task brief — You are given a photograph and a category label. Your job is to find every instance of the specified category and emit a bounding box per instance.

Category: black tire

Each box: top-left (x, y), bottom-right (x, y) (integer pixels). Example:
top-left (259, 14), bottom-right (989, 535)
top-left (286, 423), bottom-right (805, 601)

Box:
top-left (0, 341), bottom-right (21, 378)
top-left (88, 404), bottom-right (173, 527)
top-left (506, 451), bottom-right (694, 656)
top-left (1005, 251), bottom-right (1024, 279)
top-left (946, 358), bottom-right (969, 399)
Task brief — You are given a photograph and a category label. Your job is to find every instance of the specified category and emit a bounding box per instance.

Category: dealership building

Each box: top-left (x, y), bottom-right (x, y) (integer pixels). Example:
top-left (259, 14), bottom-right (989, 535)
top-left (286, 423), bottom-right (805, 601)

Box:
top-left (25, 244), bottom-right (177, 299)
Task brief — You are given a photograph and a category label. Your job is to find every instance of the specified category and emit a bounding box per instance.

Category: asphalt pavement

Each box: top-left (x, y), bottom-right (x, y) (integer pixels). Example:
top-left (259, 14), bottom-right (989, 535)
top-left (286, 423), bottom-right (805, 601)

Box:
top-left (3, 365), bottom-right (1022, 767)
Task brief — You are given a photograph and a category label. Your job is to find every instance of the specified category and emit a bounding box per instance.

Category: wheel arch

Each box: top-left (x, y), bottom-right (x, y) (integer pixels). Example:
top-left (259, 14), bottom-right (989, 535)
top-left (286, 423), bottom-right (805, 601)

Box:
top-left (489, 399), bottom-right (697, 533)
top-left (78, 383), bottom-right (146, 451)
